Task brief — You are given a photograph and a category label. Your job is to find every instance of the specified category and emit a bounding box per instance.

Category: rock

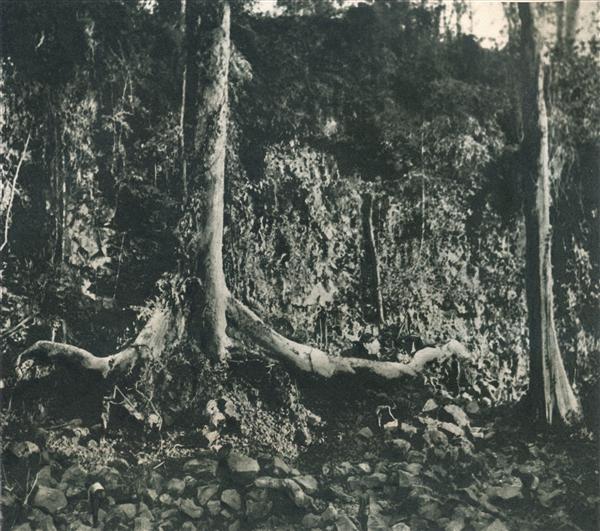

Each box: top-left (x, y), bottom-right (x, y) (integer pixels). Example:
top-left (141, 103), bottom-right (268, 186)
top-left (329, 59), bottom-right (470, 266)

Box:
top-left (336, 513), bottom-right (360, 531)
top-left (363, 473), bottom-right (387, 489)
top-left (93, 466), bottom-right (123, 492)
top-left (138, 501), bottom-right (153, 520)
top-left (335, 461), bottom-right (354, 477)
top-left (400, 423), bottom-right (418, 437)
top-left (142, 488), bottom-right (158, 504)
top-left (221, 489), bottom-right (242, 512)
top-left (407, 450), bottom-right (426, 464)
top-left (159, 493), bottom-right (173, 505)
top-left (383, 419), bottom-right (399, 432)
top-left (483, 519), bottom-right (509, 531)
top-left (295, 474), bottom-right (318, 494)
top-left (389, 439), bottom-right (411, 457)
top-left (245, 499), bottom-right (272, 521)
top-left (12, 524), bottom-right (33, 531)
top-left (357, 427), bottom-right (374, 440)
top-left (197, 484), bottom-right (220, 506)
top-left (272, 456), bottom-right (291, 476)
top-left (302, 513), bottom-right (321, 528)
top-left (8, 441), bottom-right (40, 460)
top-left (183, 458), bottom-right (218, 479)
top-left (443, 405), bottom-right (470, 428)
top-left (134, 516), bottom-right (153, 531)
top-left (487, 483), bottom-right (522, 501)
top-left (181, 523), bottom-right (198, 531)
top-left (424, 428), bottom-right (448, 447)
top-left (465, 401), bottom-right (480, 415)
top-left (179, 498), bottom-right (204, 519)
top-left (32, 486), bottom-right (67, 514)
top-left (403, 463), bottom-right (423, 475)
top-left (321, 504), bottom-right (338, 523)
top-left (439, 422), bottom-right (465, 438)
top-left (61, 465), bottom-right (88, 497)
top-left (112, 503), bottom-right (137, 521)
top-left (228, 520), bottom-right (241, 531)
top-left (166, 478), bottom-right (186, 496)
top-left (397, 470), bottom-right (414, 489)
top-left (445, 517), bottom-right (465, 531)
top-left (27, 508), bottom-right (57, 531)
top-left (37, 466), bottom-right (58, 487)
top-left (226, 452), bottom-right (260, 483)
top-left (207, 499), bottom-right (222, 516)
top-left (422, 399), bottom-right (438, 413)
top-left (391, 523), bottom-right (411, 531)
top-left (108, 458), bottom-right (130, 472)
top-left (326, 485), bottom-right (354, 503)
top-left (357, 463), bottom-right (372, 475)
top-left (148, 470), bottom-right (165, 493)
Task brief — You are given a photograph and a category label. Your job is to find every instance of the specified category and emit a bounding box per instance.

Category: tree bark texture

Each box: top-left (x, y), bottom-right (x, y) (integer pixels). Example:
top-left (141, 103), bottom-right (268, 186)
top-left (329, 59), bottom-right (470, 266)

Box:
top-left (519, 3), bottom-right (581, 425)
top-left (361, 192), bottom-right (385, 326)
top-left (178, 0), bottom-right (231, 361)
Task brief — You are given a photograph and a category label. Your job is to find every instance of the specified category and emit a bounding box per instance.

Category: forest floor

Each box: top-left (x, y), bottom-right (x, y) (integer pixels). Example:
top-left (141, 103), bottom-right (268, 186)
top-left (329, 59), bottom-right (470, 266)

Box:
top-left (1, 351), bottom-right (599, 531)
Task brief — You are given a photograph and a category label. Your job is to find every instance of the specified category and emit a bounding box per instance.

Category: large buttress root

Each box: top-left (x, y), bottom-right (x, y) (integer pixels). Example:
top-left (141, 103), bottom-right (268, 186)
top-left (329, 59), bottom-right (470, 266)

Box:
top-left (16, 307), bottom-right (182, 379)
top-left (226, 296), bottom-right (471, 379)
top-left (14, 296), bottom-right (469, 383)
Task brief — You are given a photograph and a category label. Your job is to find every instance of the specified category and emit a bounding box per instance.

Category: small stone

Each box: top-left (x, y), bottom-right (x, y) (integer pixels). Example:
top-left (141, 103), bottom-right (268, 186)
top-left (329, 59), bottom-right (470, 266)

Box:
top-left (148, 471), bottom-right (164, 492)
top-left (197, 484), bottom-right (219, 505)
top-left (113, 503), bottom-right (137, 521)
top-left (221, 489), bottom-right (242, 512)
top-left (32, 486), bottom-right (67, 514)
top-left (357, 463), bottom-right (372, 475)
top-left (397, 470), bottom-right (414, 489)
top-left (424, 428), bottom-right (448, 447)
top-left (183, 458), bottom-right (218, 479)
top-left (12, 524), bottom-right (33, 531)
top-left (181, 523), bottom-right (198, 531)
top-left (295, 475), bottom-right (318, 494)
top-left (179, 498), bottom-right (204, 519)
top-left (207, 499), bottom-right (221, 516)
top-left (357, 427), bottom-right (374, 440)
top-left (245, 499), bottom-right (272, 521)
top-left (389, 439), bottom-right (411, 457)
top-left (335, 462), bottom-right (354, 477)
top-left (273, 456), bottom-right (291, 476)
top-left (391, 523), bottom-right (411, 531)
top-left (159, 493), bottom-right (173, 505)
top-left (302, 513), bottom-right (321, 528)
top-left (133, 516), bottom-right (152, 531)
top-left (443, 405), bottom-right (470, 428)
top-left (37, 466), bottom-right (58, 487)
top-left (27, 508), bottom-right (57, 531)
top-left (465, 401), bottom-right (480, 415)
top-left (336, 513), bottom-right (360, 531)
top-left (226, 452), bottom-right (260, 483)
top-left (321, 504), bottom-right (338, 523)
top-left (142, 488), bottom-right (158, 504)
top-left (228, 520), bottom-right (241, 531)
top-left (363, 473), bottom-right (387, 489)
top-left (483, 519), bottom-right (509, 531)
top-left (407, 450), bottom-right (426, 464)
top-left (439, 422), bottom-right (465, 438)
top-left (422, 399), bottom-right (438, 413)
top-left (138, 502), bottom-right (153, 520)
top-left (166, 478), bottom-right (186, 496)
top-left (400, 423), bottom-right (418, 437)
top-left (404, 463), bottom-right (423, 475)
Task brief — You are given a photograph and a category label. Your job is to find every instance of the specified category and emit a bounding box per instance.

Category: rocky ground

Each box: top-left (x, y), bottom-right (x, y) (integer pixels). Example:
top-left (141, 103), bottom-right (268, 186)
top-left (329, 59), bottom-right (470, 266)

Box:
top-left (2, 382), bottom-right (598, 531)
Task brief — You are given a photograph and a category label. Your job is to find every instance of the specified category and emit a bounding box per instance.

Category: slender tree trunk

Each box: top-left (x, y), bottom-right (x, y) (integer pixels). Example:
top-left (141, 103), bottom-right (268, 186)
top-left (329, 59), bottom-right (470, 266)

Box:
top-left (361, 192), bottom-right (385, 327)
top-left (179, 0), bottom-right (231, 361)
top-left (519, 3), bottom-right (581, 425)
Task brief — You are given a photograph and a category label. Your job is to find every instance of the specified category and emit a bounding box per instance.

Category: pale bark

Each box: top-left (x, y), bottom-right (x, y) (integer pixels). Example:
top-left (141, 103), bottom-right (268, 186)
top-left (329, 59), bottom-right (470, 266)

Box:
top-left (227, 296), bottom-right (470, 380)
top-left (519, 3), bottom-right (582, 425)
top-left (180, 0), bottom-right (231, 361)
top-left (16, 296), bottom-right (469, 383)
top-left (16, 307), bottom-right (182, 379)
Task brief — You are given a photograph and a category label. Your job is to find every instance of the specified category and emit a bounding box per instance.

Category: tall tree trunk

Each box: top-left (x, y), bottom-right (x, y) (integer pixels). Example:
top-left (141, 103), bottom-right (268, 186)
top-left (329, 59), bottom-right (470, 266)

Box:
top-left (179, 0), bottom-right (231, 361)
top-left (361, 192), bottom-right (385, 327)
top-left (518, 3), bottom-right (581, 425)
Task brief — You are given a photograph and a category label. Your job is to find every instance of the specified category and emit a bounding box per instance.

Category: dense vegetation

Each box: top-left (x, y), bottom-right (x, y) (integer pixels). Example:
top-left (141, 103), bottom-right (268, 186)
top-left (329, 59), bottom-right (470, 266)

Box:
top-left (1, 1), bottom-right (598, 530)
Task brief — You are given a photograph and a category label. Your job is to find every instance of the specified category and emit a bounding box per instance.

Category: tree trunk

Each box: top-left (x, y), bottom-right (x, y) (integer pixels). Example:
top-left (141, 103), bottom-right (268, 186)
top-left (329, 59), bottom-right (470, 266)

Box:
top-left (361, 192), bottom-right (385, 327)
top-left (518, 3), bottom-right (582, 425)
top-left (179, 0), bottom-right (231, 361)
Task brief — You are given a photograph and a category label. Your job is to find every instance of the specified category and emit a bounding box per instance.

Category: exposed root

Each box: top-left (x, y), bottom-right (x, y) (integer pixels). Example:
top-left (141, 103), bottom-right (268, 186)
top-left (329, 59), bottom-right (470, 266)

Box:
top-left (15, 307), bottom-right (181, 379)
top-left (226, 296), bottom-right (471, 380)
